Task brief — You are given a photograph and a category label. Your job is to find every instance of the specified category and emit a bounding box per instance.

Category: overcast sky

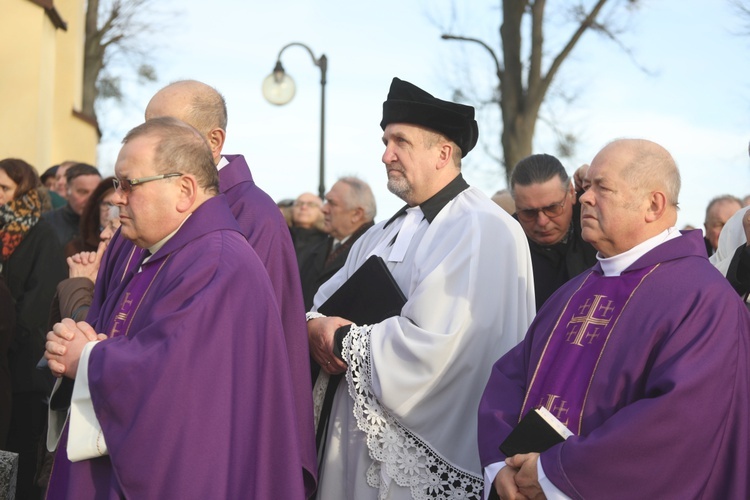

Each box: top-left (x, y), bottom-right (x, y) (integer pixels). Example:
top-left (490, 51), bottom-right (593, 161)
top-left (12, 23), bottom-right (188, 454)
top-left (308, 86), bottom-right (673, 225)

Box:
top-left (95, 0), bottom-right (750, 229)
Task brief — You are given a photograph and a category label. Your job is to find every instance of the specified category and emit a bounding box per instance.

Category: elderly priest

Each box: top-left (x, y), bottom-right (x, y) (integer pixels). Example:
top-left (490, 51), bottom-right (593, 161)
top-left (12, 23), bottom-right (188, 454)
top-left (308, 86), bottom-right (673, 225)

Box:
top-left (478, 139), bottom-right (750, 500)
top-left (44, 118), bottom-right (306, 498)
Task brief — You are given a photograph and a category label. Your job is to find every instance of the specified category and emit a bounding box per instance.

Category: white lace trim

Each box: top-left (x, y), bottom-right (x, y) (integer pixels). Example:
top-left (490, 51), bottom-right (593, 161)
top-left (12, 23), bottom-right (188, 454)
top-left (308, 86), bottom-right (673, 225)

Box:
top-left (312, 371), bottom-right (329, 430)
top-left (306, 311), bottom-right (325, 322)
top-left (343, 324), bottom-right (483, 500)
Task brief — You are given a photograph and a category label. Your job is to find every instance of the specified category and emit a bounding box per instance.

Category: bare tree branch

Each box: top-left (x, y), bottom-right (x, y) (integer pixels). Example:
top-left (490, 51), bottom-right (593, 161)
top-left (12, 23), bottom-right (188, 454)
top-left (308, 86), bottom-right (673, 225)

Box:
top-left (438, 0), bottom-right (645, 182)
top-left (81, 0), bottom-right (174, 129)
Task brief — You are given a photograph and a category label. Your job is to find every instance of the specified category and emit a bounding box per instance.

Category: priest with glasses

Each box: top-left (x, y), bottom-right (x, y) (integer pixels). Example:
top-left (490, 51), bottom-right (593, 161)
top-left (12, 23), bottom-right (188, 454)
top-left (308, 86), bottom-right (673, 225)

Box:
top-left (509, 154), bottom-right (597, 311)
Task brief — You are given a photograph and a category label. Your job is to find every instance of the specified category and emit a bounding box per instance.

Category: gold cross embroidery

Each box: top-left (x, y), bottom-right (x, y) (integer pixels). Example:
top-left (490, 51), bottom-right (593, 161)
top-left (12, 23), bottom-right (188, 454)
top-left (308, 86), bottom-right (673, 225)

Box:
top-left (566, 294), bottom-right (612, 347)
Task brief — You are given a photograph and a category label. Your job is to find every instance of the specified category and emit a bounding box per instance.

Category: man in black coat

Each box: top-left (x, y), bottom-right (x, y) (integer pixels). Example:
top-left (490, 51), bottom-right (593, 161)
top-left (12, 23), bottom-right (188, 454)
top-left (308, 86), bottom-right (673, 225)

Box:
top-left (299, 176), bottom-right (376, 312)
top-left (510, 154), bottom-right (597, 311)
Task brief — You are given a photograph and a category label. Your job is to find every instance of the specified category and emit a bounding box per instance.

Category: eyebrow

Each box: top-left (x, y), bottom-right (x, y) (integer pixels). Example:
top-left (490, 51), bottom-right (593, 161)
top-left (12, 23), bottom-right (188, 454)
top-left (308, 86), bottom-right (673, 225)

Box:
top-left (382, 131), bottom-right (409, 145)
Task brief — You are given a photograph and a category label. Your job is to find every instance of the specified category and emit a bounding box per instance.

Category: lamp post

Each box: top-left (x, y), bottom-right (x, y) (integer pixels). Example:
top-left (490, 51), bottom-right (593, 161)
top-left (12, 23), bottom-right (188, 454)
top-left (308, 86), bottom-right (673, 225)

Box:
top-left (262, 42), bottom-right (327, 199)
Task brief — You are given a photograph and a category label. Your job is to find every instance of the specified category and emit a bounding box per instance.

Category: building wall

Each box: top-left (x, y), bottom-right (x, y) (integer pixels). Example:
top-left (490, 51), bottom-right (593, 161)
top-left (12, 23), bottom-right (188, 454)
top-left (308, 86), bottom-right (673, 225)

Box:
top-left (0, 0), bottom-right (98, 174)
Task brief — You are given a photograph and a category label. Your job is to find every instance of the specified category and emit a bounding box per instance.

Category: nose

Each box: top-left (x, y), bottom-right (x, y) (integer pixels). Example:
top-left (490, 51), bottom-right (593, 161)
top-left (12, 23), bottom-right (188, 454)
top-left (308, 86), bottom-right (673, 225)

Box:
top-left (111, 187), bottom-right (127, 206)
top-left (535, 211), bottom-right (551, 226)
top-left (382, 144), bottom-right (396, 165)
top-left (579, 189), bottom-right (593, 205)
top-left (321, 203), bottom-right (330, 215)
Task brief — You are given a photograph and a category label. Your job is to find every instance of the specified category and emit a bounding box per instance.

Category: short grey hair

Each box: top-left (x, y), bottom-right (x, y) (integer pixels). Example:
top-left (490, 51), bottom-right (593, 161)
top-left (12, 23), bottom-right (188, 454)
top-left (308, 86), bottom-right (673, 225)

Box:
top-left (122, 117), bottom-right (219, 195)
top-left (338, 176), bottom-right (376, 221)
top-left (705, 195), bottom-right (742, 222)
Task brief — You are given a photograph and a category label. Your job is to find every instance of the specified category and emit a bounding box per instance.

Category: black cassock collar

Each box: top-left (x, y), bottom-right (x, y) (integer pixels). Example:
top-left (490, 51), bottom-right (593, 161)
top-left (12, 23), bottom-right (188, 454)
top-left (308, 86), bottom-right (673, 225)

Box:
top-left (384, 173), bottom-right (470, 229)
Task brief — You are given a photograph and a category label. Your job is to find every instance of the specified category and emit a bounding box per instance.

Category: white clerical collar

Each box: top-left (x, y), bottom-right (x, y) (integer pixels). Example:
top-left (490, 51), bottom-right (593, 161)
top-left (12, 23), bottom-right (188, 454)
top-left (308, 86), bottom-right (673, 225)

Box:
top-left (216, 155), bottom-right (229, 171)
top-left (598, 227), bottom-right (680, 277)
top-left (332, 234), bottom-right (352, 248)
top-left (144, 214), bottom-right (192, 263)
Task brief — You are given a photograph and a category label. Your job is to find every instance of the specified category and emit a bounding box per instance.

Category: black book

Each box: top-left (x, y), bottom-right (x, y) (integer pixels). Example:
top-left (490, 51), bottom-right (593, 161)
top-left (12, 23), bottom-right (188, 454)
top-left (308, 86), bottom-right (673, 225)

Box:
top-left (499, 406), bottom-right (573, 457)
top-left (318, 255), bottom-right (406, 324)
top-left (314, 255), bottom-right (406, 455)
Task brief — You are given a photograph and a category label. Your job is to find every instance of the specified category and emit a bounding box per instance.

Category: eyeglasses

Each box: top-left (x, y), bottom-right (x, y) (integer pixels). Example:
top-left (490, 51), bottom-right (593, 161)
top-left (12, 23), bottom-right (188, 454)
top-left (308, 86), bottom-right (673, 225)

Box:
top-left (112, 173), bottom-right (182, 193)
top-left (293, 201), bottom-right (321, 209)
top-left (516, 195), bottom-right (568, 222)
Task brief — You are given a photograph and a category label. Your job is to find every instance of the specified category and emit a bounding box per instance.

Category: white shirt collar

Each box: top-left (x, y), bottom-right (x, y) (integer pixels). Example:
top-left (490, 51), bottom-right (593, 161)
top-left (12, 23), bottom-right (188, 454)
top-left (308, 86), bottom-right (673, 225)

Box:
top-left (333, 234), bottom-right (353, 248)
top-left (216, 155), bottom-right (229, 171)
top-left (598, 227), bottom-right (680, 277)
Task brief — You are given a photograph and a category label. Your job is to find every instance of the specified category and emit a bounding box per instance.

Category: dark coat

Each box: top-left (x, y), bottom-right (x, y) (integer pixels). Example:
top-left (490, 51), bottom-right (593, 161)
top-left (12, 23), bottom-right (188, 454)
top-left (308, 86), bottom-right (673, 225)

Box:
top-left (0, 276), bottom-right (14, 448)
top-left (42, 204), bottom-right (80, 247)
top-left (522, 201), bottom-right (598, 311)
top-left (290, 226), bottom-right (328, 269)
top-left (298, 221), bottom-right (374, 311)
top-left (3, 220), bottom-right (67, 394)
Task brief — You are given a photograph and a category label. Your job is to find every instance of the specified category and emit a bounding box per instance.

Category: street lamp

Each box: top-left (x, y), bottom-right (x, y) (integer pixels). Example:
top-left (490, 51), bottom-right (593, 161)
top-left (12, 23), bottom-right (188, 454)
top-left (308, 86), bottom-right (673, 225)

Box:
top-left (262, 42), bottom-right (327, 199)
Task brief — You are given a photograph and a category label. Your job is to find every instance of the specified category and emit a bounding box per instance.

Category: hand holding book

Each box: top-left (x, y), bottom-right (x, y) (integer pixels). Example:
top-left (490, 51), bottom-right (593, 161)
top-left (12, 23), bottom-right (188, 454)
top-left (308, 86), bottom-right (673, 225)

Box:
top-left (500, 406), bottom-right (573, 457)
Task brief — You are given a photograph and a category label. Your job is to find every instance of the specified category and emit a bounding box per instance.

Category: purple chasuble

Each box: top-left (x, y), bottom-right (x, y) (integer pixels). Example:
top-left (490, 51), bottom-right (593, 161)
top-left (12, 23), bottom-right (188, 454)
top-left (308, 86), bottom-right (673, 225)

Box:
top-left (48, 195), bottom-right (307, 499)
top-left (478, 230), bottom-right (750, 499)
top-left (520, 265), bottom-right (656, 433)
top-left (86, 155), bottom-right (317, 496)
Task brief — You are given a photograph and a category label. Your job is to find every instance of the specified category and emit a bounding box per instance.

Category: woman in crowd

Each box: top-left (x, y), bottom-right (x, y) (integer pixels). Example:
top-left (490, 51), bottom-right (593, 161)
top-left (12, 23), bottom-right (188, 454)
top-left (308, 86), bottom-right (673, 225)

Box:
top-left (0, 158), bottom-right (66, 498)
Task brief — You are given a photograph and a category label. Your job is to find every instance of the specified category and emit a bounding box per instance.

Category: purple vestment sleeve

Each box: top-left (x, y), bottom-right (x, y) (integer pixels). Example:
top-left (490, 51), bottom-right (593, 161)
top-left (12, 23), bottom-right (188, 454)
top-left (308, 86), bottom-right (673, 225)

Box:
top-left (52, 196), bottom-right (307, 498)
top-left (219, 155), bottom-right (317, 495)
top-left (478, 230), bottom-right (750, 499)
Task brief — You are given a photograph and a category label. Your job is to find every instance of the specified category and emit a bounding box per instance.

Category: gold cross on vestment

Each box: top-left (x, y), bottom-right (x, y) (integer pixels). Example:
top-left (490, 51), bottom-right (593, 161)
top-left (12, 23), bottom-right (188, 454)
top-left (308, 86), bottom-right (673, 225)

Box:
top-left (566, 294), bottom-right (612, 347)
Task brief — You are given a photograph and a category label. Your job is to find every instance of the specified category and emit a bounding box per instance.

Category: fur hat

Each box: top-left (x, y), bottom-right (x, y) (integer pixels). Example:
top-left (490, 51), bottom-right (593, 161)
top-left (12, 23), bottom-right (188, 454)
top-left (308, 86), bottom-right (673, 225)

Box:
top-left (380, 77), bottom-right (479, 157)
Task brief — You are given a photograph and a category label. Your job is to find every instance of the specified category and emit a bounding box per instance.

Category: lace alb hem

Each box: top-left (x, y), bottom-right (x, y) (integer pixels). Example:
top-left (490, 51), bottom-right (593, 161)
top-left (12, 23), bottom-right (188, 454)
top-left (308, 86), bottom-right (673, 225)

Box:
top-left (312, 371), bottom-right (329, 430)
top-left (343, 324), bottom-right (483, 500)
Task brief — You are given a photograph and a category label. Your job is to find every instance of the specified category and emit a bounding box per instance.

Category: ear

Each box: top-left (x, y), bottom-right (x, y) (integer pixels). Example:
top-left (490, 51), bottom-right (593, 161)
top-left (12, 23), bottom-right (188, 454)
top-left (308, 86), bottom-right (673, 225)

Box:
top-left (206, 128), bottom-right (226, 163)
top-left (644, 190), bottom-right (668, 223)
top-left (175, 174), bottom-right (199, 213)
top-left (568, 182), bottom-right (577, 205)
top-left (435, 142), bottom-right (453, 171)
top-left (351, 206), bottom-right (365, 224)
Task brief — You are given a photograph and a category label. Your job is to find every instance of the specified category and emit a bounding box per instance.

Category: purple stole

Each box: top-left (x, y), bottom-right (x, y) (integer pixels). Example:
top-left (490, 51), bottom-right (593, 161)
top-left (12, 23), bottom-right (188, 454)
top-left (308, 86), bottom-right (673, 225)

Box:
top-left (106, 247), bottom-right (165, 338)
top-left (46, 247), bottom-right (165, 499)
top-left (520, 265), bottom-right (659, 434)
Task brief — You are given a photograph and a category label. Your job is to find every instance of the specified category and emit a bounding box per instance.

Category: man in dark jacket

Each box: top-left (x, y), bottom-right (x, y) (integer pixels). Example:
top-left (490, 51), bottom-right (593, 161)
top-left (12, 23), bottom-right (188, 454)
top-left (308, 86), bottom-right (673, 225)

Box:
top-left (510, 154), bottom-right (597, 310)
top-left (42, 163), bottom-right (101, 245)
top-left (299, 176), bottom-right (376, 311)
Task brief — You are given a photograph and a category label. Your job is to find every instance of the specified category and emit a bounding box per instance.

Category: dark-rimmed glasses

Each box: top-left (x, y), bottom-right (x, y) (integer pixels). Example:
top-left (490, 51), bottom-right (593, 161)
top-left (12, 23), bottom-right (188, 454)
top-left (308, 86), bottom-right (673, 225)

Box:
top-left (112, 173), bottom-right (182, 193)
top-left (516, 195), bottom-right (568, 222)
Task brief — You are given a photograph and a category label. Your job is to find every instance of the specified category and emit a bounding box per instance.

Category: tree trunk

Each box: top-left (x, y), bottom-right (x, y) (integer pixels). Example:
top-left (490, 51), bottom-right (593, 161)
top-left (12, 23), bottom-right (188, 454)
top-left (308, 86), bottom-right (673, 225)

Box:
top-left (81, 0), bottom-right (104, 121)
top-left (500, 0), bottom-right (536, 183)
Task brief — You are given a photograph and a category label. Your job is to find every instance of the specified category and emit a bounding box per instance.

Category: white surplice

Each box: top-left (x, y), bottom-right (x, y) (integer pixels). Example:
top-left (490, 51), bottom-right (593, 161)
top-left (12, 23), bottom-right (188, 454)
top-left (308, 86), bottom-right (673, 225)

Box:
top-left (313, 186), bottom-right (535, 500)
top-left (710, 205), bottom-right (750, 275)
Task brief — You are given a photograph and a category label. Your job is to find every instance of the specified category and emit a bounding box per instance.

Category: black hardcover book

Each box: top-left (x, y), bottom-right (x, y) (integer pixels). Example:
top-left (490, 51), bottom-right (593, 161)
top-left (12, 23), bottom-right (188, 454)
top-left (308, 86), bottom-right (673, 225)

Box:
top-left (318, 255), bottom-right (406, 324)
top-left (499, 406), bottom-right (573, 457)
top-left (314, 255), bottom-right (407, 455)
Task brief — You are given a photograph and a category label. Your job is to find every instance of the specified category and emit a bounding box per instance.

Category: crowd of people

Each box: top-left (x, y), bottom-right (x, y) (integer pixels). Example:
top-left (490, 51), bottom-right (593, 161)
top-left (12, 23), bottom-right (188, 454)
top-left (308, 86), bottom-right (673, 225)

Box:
top-left (0, 76), bottom-right (748, 499)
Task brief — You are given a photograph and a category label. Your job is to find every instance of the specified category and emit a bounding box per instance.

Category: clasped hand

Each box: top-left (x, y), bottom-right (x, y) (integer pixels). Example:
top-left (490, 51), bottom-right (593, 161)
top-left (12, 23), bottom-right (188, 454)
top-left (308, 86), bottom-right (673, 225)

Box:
top-left (307, 316), bottom-right (351, 375)
top-left (493, 453), bottom-right (545, 500)
top-left (45, 318), bottom-right (108, 379)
